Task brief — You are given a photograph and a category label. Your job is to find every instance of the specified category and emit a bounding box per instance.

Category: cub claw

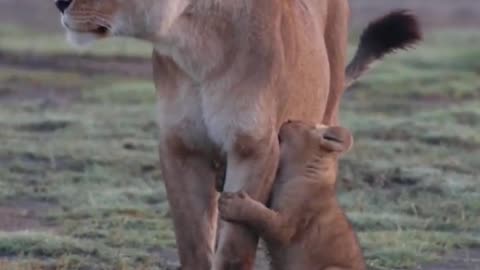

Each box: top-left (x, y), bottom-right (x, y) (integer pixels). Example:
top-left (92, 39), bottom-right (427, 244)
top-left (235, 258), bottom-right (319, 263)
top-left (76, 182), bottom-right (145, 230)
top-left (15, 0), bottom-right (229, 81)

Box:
top-left (218, 192), bottom-right (248, 222)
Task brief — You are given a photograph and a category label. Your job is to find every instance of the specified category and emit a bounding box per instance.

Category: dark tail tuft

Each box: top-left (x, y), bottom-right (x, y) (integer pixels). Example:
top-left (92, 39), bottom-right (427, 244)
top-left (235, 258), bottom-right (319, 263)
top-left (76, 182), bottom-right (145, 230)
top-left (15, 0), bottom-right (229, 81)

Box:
top-left (345, 10), bottom-right (422, 88)
top-left (360, 9), bottom-right (422, 59)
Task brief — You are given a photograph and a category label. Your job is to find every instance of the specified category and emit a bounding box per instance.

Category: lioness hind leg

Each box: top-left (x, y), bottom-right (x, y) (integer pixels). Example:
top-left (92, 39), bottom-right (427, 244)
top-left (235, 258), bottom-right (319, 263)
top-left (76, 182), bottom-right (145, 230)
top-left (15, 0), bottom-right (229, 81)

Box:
top-left (322, 0), bottom-right (350, 125)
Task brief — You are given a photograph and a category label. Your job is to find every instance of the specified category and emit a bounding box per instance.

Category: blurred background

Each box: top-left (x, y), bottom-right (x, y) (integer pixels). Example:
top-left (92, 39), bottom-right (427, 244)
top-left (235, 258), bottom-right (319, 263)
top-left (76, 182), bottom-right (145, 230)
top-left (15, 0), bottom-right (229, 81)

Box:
top-left (0, 1), bottom-right (479, 270)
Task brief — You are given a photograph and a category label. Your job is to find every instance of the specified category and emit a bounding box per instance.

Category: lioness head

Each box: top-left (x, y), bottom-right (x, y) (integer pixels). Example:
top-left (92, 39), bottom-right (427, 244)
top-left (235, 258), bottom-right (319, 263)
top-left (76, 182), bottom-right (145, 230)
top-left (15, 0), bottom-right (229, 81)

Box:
top-left (54, 0), bottom-right (189, 47)
top-left (278, 121), bottom-right (353, 182)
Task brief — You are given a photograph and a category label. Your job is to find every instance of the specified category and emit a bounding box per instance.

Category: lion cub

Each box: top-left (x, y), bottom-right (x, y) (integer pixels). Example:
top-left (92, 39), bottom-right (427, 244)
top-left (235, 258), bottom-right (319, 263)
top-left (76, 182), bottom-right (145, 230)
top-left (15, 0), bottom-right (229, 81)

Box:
top-left (219, 121), bottom-right (365, 270)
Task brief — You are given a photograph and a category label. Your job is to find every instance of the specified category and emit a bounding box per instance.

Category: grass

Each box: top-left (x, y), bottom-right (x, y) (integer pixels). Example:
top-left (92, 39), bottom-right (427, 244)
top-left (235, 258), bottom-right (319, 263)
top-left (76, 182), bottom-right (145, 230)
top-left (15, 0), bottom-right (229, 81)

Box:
top-left (339, 29), bottom-right (480, 269)
top-left (0, 25), bottom-right (479, 269)
top-left (0, 24), bottom-right (151, 57)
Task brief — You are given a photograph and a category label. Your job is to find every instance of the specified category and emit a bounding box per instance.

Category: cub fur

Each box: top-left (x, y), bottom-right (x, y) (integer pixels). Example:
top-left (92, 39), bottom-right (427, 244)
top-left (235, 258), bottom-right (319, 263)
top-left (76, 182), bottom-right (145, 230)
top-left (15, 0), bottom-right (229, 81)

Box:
top-left (219, 121), bottom-right (365, 270)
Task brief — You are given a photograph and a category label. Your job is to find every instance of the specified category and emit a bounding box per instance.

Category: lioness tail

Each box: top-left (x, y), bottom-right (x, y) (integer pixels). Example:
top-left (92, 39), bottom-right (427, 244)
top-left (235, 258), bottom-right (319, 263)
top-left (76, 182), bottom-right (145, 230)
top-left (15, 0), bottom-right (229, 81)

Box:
top-left (345, 10), bottom-right (422, 88)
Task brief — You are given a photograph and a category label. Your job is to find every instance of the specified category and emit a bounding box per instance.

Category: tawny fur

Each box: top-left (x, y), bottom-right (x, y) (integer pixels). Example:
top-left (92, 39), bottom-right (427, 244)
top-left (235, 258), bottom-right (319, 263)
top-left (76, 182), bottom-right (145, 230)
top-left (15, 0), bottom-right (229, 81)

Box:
top-left (55, 1), bottom-right (420, 269)
top-left (219, 121), bottom-right (365, 270)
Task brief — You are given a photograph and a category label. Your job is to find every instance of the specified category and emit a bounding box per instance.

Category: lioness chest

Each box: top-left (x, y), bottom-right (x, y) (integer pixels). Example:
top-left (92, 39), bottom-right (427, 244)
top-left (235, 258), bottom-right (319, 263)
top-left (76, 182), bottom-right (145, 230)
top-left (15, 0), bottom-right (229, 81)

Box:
top-left (153, 1), bottom-right (331, 157)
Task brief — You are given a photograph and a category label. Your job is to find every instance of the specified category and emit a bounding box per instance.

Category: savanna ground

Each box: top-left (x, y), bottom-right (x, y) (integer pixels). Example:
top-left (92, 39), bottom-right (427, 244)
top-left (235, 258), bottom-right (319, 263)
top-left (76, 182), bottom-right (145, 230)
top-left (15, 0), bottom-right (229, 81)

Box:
top-left (0, 1), bottom-right (479, 269)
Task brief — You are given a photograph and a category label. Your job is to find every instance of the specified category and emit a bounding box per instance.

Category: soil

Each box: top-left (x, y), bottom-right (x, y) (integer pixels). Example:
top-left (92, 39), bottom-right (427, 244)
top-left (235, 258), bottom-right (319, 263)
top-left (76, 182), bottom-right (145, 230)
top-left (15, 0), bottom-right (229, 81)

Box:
top-left (0, 52), bottom-right (151, 79)
top-left (417, 249), bottom-right (480, 270)
top-left (120, 248), bottom-right (480, 270)
top-left (0, 199), bottom-right (57, 232)
top-left (0, 78), bottom-right (81, 108)
top-left (0, 51), bottom-right (150, 107)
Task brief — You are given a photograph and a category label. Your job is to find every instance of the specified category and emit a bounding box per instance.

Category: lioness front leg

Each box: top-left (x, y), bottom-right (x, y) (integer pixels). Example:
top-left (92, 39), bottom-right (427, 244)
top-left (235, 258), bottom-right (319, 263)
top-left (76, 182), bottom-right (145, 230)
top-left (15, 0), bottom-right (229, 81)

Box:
top-left (213, 133), bottom-right (280, 270)
top-left (159, 137), bottom-right (218, 270)
top-left (219, 192), bottom-right (294, 246)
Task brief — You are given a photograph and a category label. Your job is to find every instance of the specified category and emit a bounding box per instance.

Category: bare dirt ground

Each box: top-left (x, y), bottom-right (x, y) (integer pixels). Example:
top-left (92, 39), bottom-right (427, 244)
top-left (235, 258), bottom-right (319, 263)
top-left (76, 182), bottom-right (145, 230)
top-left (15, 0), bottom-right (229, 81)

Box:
top-left (0, 1), bottom-right (479, 270)
top-left (0, 51), bottom-right (151, 79)
top-left (417, 250), bottom-right (480, 270)
top-left (0, 200), bottom-right (58, 232)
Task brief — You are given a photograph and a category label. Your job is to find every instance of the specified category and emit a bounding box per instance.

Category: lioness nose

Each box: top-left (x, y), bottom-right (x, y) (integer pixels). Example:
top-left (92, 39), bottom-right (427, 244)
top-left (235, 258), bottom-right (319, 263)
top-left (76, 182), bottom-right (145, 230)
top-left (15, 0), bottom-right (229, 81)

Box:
top-left (55, 0), bottom-right (72, 13)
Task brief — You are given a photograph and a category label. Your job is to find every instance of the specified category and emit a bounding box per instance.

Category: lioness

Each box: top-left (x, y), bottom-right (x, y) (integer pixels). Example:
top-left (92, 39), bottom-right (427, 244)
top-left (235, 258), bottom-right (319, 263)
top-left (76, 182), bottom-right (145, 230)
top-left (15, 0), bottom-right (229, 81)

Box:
top-left (54, 0), bottom-right (420, 268)
top-left (219, 121), bottom-right (364, 270)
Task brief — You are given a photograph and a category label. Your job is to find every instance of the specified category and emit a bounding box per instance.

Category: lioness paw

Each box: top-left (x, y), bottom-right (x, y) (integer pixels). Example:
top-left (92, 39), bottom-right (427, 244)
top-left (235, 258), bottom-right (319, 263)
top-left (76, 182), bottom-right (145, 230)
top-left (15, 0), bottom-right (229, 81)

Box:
top-left (218, 192), bottom-right (249, 222)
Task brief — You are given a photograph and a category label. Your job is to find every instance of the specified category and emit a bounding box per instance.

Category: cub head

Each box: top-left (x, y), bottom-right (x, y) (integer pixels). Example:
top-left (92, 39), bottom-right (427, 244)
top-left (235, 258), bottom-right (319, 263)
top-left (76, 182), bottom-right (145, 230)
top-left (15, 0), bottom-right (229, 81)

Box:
top-left (54, 0), bottom-right (190, 47)
top-left (278, 120), bottom-right (353, 180)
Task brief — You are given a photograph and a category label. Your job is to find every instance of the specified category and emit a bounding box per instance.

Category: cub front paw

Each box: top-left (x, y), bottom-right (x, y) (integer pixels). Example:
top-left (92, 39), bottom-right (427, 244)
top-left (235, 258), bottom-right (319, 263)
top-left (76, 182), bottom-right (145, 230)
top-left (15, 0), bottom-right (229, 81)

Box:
top-left (218, 191), bottom-right (249, 222)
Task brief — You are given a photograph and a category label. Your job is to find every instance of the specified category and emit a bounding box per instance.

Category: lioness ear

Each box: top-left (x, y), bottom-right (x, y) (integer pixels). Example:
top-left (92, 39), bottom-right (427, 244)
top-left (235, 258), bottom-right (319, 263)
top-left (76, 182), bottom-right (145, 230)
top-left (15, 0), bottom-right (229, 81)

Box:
top-left (319, 126), bottom-right (353, 153)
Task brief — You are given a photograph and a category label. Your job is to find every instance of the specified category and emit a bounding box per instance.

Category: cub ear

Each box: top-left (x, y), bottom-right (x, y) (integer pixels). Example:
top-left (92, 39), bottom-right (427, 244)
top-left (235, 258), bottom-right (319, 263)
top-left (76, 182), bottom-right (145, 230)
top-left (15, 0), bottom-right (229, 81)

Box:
top-left (319, 126), bottom-right (353, 153)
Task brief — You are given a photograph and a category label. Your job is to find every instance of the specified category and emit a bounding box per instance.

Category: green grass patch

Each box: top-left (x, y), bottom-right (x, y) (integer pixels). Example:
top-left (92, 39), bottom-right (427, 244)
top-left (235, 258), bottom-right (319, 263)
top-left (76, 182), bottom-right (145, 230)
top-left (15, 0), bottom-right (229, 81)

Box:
top-left (0, 24), bottom-right (151, 57)
top-left (0, 27), bottom-right (479, 269)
